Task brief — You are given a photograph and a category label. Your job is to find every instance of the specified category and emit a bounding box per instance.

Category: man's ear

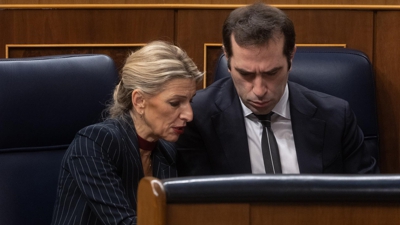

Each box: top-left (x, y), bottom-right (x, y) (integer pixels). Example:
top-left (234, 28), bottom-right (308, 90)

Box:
top-left (131, 90), bottom-right (145, 114)
top-left (222, 45), bottom-right (231, 72)
top-left (291, 45), bottom-right (297, 60)
top-left (289, 45), bottom-right (297, 71)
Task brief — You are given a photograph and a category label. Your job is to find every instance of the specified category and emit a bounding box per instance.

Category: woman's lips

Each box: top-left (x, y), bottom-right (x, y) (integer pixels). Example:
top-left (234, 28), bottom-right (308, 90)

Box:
top-left (172, 127), bottom-right (185, 134)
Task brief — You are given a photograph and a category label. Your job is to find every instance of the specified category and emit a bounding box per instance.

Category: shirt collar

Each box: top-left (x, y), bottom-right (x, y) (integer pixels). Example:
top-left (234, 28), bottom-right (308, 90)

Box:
top-left (240, 83), bottom-right (291, 119)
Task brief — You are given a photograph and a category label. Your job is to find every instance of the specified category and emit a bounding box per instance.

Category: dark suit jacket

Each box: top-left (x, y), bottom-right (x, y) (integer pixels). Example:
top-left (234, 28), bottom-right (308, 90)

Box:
top-left (176, 77), bottom-right (377, 175)
top-left (51, 115), bottom-right (177, 225)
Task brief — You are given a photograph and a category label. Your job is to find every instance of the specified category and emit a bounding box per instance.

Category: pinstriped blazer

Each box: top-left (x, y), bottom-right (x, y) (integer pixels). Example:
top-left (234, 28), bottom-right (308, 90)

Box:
top-left (51, 114), bottom-right (177, 225)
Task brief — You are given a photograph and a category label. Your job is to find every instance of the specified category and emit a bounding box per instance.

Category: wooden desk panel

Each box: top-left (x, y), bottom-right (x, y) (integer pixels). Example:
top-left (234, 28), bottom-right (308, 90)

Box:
top-left (138, 177), bottom-right (400, 225)
top-left (251, 203), bottom-right (400, 225)
top-left (167, 203), bottom-right (250, 225)
top-left (164, 202), bottom-right (400, 225)
top-left (176, 9), bottom-right (374, 78)
top-left (175, 9), bottom-right (230, 70)
top-left (284, 9), bottom-right (373, 60)
top-left (374, 11), bottom-right (400, 173)
top-left (0, 9), bottom-right (175, 59)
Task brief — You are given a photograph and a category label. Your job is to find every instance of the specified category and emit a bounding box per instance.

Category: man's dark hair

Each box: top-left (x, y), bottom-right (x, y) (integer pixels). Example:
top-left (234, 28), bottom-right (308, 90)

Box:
top-left (222, 3), bottom-right (296, 70)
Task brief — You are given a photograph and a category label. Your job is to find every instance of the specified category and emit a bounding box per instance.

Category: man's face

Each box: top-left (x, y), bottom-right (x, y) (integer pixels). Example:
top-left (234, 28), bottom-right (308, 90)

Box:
top-left (226, 34), bottom-right (294, 115)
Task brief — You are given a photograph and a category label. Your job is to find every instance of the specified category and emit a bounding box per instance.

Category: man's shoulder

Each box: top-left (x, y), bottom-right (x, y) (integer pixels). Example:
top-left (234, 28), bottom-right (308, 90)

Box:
top-left (289, 81), bottom-right (348, 106)
top-left (195, 77), bottom-right (231, 98)
top-left (192, 77), bottom-right (234, 109)
top-left (288, 81), bottom-right (351, 120)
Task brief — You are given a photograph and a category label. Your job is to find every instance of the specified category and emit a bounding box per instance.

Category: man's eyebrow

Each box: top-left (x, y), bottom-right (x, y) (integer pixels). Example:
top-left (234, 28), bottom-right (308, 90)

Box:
top-left (234, 67), bottom-right (254, 74)
top-left (234, 66), bottom-right (283, 74)
top-left (262, 66), bottom-right (283, 74)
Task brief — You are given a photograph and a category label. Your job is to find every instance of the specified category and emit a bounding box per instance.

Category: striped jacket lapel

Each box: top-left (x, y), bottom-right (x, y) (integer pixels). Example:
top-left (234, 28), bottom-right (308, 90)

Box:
top-left (152, 141), bottom-right (177, 179)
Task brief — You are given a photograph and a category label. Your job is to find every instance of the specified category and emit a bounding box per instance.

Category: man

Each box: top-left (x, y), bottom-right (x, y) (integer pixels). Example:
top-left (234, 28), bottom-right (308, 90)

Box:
top-left (176, 3), bottom-right (378, 175)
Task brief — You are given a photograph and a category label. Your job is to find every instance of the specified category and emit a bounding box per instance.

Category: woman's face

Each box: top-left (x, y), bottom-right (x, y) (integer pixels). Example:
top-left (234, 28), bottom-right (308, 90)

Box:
top-left (140, 78), bottom-right (197, 142)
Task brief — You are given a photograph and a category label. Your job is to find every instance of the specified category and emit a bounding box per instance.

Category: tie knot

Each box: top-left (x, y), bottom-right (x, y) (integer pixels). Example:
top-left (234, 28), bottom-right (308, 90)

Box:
top-left (254, 112), bottom-right (273, 127)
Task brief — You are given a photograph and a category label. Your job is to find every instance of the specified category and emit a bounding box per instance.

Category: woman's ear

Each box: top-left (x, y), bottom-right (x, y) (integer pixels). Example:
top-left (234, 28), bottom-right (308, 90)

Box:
top-left (131, 90), bottom-right (145, 114)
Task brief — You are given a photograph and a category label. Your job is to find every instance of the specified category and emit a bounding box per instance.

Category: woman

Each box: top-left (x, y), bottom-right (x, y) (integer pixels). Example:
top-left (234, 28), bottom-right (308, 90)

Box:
top-left (51, 41), bottom-right (203, 225)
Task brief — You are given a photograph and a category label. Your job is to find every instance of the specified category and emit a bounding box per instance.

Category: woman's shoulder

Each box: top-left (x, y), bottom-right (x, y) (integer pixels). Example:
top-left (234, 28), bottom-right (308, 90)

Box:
top-left (77, 117), bottom-right (133, 141)
top-left (69, 117), bottom-right (137, 157)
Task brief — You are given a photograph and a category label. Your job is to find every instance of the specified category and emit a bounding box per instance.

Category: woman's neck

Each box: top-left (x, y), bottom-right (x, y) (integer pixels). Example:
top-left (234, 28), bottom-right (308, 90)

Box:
top-left (137, 134), bottom-right (157, 151)
top-left (130, 110), bottom-right (158, 150)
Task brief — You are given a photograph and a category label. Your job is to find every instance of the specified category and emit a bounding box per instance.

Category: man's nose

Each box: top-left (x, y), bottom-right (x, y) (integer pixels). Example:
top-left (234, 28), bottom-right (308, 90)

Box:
top-left (252, 75), bottom-right (267, 98)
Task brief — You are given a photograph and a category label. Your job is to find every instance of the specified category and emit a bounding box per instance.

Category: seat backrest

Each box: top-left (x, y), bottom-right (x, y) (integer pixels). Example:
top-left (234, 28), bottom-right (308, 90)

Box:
top-left (0, 54), bottom-right (118, 225)
top-left (214, 47), bottom-right (379, 161)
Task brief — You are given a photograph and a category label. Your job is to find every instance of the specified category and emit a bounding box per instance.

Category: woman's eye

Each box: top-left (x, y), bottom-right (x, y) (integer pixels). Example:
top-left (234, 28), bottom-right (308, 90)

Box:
top-left (169, 101), bottom-right (180, 107)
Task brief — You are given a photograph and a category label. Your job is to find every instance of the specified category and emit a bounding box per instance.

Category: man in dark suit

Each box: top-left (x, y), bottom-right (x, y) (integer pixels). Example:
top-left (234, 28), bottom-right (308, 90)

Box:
top-left (176, 3), bottom-right (378, 175)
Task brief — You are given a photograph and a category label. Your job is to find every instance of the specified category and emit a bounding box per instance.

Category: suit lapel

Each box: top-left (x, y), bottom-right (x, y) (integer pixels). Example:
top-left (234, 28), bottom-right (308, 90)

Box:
top-left (152, 141), bottom-right (177, 179)
top-left (118, 115), bottom-right (145, 178)
top-left (289, 82), bottom-right (325, 173)
top-left (212, 78), bottom-right (252, 173)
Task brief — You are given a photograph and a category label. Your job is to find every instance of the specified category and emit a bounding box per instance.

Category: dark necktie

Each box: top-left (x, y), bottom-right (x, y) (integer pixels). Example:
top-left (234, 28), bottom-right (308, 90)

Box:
top-left (254, 112), bottom-right (282, 174)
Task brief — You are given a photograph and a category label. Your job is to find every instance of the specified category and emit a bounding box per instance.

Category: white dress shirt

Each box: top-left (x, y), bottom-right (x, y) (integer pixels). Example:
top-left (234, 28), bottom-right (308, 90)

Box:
top-left (241, 83), bottom-right (300, 174)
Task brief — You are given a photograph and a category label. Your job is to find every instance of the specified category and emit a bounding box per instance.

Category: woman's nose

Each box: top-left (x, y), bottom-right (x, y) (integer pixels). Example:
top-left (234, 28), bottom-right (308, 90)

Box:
top-left (181, 104), bottom-right (194, 122)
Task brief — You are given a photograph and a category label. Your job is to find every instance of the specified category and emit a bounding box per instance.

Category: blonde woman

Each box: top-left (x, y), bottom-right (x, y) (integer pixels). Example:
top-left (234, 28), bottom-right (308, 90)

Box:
top-left (51, 41), bottom-right (203, 225)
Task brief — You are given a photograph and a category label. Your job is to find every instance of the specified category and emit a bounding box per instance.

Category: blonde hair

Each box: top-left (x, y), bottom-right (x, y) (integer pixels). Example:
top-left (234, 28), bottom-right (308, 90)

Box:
top-left (108, 41), bottom-right (203, 118)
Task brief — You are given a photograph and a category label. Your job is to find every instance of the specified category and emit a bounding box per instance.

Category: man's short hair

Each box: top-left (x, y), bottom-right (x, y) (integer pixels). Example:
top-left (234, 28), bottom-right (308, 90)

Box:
top-left (222, 3), bottom-right (296, 69)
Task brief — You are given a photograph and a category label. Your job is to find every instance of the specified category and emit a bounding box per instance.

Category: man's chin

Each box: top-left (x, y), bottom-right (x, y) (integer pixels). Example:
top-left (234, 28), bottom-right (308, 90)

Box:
top-left (248, 105), bottom-right (271, 115)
